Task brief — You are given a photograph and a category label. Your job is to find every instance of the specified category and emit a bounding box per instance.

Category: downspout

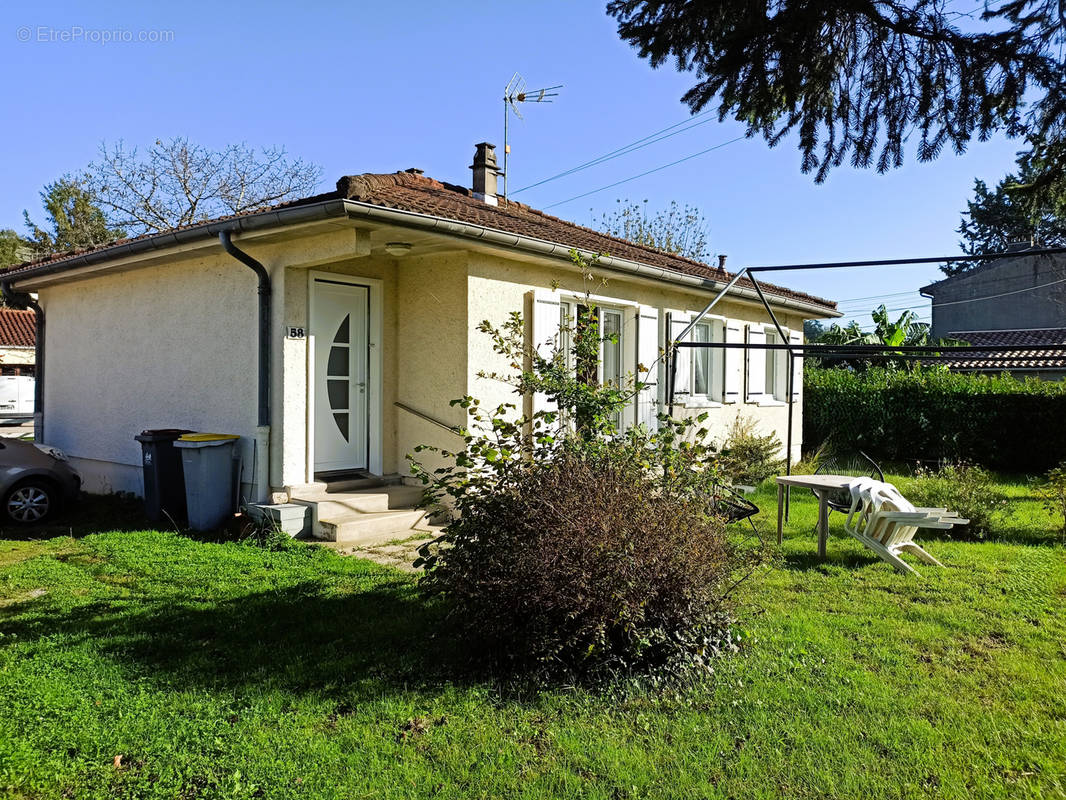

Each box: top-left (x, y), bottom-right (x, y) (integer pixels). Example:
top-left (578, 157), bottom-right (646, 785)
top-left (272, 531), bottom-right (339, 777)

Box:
top-left (218, 231), bottom-right (272, 503)
top-left (0, 281), bottom-right (44, 442)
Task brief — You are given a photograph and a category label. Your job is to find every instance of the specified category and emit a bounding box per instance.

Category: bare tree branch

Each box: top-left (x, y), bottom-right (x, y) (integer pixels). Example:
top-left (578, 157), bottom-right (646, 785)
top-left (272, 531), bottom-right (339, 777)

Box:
top-left (86, 138), bottom-right (324, 235)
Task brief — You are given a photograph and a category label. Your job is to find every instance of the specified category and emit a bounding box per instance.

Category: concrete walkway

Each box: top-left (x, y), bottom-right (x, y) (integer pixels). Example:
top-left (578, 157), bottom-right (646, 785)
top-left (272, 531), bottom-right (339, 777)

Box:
top-left (320, 529), bottom-right (439, 572)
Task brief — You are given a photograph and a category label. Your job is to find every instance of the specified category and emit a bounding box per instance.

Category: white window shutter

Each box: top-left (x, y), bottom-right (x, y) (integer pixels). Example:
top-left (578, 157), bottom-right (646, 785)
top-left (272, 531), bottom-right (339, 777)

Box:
top-left (636, 305), bottom-right (660, 430)
top-left (745, 324), bottom-right (766, 403)
top-left (723, 320), bottom-right (743, 403)
top-left (667, 312), bottom-right (691, 403)
top-left (790, 329), bottom-right (803, 400)
top-left (529, 289), bottom-right (561, 416)
top-left (709, 319), bottom-right (725, 402)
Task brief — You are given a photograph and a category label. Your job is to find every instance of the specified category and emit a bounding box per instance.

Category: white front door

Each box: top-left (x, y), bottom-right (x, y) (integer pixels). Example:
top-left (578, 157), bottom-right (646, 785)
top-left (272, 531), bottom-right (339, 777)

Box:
top-left (312, 278), bottom-right (370, 472)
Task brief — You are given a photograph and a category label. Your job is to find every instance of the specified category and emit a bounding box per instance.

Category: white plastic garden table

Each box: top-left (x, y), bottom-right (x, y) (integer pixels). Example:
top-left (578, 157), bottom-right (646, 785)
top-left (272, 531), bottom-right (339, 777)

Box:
top-left (774, 474), bottom-right (855, 559)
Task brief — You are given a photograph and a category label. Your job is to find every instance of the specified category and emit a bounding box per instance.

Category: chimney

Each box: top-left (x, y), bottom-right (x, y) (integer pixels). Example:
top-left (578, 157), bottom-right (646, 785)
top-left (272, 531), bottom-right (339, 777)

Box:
top-left (718, 254), bottom-right (728, 269)
top-left (470, 142), bottom-right (500, 206)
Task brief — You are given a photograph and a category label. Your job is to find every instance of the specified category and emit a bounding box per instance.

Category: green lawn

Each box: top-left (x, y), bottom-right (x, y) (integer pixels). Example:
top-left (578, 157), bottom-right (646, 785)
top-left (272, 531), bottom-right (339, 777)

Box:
top-left (0, 479), bottom-right (1064, 799)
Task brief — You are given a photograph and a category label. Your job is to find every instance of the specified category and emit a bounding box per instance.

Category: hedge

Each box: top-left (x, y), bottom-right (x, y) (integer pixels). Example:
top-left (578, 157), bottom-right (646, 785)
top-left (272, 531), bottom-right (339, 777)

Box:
top-left (803, 367), bottom-right (1066, 473)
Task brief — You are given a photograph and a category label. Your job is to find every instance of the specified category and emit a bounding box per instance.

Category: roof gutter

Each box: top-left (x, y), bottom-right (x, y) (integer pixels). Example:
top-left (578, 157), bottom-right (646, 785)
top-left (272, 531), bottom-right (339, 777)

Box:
top-left (4, 200), bottom-right (351, 287)
top-left (3, 195), bottom-right (838, 318)
top-left (337, 200), bottom-right (841, 318)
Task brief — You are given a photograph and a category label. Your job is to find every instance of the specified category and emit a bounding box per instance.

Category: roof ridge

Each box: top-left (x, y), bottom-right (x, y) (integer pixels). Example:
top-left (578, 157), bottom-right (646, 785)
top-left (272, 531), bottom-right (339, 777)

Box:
top-left (339, 171), bottom-right (731, 277)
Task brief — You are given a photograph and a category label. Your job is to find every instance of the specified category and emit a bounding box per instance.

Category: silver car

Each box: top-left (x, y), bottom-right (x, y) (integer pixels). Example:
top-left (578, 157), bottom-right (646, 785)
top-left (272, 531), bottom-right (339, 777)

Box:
top-left (0, 438), bottom-right (81, 524)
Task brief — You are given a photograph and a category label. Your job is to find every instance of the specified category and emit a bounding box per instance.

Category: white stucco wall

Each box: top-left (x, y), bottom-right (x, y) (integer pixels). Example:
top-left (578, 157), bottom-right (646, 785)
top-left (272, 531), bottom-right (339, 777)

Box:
top-left (40, 251), bottom-right (264, 495)
top-left (465, 253), bottom-right (807, 462)
top-left (32, 227), bottom-right (818, 498)
top-left (393, 253), bottom-right (469, 478)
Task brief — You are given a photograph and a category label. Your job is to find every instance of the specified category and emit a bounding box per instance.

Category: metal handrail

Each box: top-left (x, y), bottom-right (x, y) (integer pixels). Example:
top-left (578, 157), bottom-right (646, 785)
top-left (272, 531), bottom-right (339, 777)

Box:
top-left (394, 401), bottom-right (463, 435)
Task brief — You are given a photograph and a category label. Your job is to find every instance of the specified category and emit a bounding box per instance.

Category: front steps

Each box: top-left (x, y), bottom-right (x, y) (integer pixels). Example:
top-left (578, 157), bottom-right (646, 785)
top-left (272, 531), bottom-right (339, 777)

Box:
top-left (289, 482), bottom-right (431, 544)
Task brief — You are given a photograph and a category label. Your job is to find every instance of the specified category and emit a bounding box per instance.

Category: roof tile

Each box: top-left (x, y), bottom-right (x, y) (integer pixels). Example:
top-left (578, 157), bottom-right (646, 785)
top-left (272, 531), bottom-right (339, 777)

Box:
top-left (0, 308), bottom-right (36, 348)
top-left (942, 328), bottom-right (1066, 370)
top-left (2, 171), bottom-right (836, 312)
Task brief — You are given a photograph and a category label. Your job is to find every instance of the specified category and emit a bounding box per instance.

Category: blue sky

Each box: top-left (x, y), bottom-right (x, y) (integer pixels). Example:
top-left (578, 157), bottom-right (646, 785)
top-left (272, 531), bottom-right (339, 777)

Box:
top-left (0, 0), bottom-right (1022, 324)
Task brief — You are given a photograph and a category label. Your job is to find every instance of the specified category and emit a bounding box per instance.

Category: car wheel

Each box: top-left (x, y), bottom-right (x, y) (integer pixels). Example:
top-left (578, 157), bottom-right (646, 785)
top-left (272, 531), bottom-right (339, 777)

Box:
top-left (4, 480), bottom-right (57, 524)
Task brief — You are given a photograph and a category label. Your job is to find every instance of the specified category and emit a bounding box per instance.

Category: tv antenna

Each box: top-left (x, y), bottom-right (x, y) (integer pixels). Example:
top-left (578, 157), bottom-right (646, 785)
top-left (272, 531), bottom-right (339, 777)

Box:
top-left (503, 72), bottom-right (561, 200)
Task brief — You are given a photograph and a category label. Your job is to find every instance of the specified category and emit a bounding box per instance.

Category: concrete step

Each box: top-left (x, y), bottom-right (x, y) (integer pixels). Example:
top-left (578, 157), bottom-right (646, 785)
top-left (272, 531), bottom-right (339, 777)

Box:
top-left (319, 475), bottom-right (402, 493)
top-left (291, 484), bottom-right (424, 514)
top-left (288, 482), bottom-right (428, 544)
top-left (286, 474), bottom-right (403, 499)
top-left (318, 509), bottom-right (428, 545)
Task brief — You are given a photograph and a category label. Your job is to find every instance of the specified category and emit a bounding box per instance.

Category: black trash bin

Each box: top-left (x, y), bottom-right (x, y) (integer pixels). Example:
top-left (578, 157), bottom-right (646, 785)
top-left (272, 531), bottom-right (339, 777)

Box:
top-left (135, 429), bottom-right (192, 524)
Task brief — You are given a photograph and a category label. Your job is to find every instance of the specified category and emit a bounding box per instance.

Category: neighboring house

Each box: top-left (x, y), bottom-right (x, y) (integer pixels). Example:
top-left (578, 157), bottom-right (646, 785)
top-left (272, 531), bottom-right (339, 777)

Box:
top-left (0, 308), bottom-right (36, 416)
top-left (934, 327), bottom-right (1066, 380)
top-left (0, 143), bottom-right (838, 533)
top-left (920, 249), bottom-right (1066, 377)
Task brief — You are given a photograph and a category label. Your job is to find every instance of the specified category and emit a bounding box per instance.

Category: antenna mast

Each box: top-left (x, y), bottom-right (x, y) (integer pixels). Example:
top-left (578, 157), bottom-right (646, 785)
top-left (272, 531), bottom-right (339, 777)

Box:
top-left (502, 72), bottom-right (561, 200)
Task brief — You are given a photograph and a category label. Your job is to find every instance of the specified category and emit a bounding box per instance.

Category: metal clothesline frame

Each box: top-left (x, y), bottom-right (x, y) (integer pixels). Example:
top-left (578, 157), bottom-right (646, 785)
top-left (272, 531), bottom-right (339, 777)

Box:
top-left (662, 245), bottom-right (1066, 518)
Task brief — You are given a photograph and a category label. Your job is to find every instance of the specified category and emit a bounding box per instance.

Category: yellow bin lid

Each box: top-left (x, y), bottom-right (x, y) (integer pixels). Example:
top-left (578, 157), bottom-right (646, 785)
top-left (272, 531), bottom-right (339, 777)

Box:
top-left (178, 433), bottom-right (241, 442)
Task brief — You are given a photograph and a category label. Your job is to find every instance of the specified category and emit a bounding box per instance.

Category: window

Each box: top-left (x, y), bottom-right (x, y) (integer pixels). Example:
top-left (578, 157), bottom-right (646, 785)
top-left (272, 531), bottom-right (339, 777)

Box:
top-left (764, 330), bottom-right (786, 401)
top-left (690, 320), bottom-right (724, 402)
top-left (601, 309), bottom-right (623, 429)
top-left (601, 309), bottom-right (623, 388)
top-left (558, 300), bottom-right (627, 428)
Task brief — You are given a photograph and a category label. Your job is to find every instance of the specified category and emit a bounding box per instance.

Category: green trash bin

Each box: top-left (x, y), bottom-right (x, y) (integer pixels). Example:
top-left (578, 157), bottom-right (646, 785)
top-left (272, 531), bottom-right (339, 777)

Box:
top-left (174, 433), bottom-right (241, 531)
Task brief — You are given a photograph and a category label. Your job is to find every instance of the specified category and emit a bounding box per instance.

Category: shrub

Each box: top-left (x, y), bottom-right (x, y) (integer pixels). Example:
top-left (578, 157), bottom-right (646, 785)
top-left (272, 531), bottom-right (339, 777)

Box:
top-left (415, 435), bottom-right (744, 682)
top-left (791, 441), bottom-right (831, 475)
top-left (804, 366), bottom-right (1066, 472)
top-left (1036, 462), bottom-right (1066, 542)
top-left (411, 258), bottom-right (759, 683)
top-left (906, 463), bottom-right (1008, 539)
top-left (717, 415), bottom-right (784, 485)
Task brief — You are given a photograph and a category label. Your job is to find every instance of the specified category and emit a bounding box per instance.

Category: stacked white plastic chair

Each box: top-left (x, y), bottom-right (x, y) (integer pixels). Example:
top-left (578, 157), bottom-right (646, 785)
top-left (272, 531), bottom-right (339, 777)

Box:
top-left (841, 478), bottom-right (967, 576)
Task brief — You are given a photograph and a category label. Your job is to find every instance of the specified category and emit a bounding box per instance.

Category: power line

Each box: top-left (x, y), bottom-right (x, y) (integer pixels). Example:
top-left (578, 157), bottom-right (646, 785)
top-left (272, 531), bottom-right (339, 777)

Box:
top-left (834, 288), bottom-right (926, 304)
top-left (828, 272), bottom-right (1066, 325)
top-left (510, 107), bottom-right (722, 195)
top-left (745, 245), bottom-right (1066, 272)
top-left (931, 273), bottom-right (1066, 308)
top-left (542, 135), bottom-right (747, 209)
top-left (842, 272), bottom-right (1066, 315)
top-left (836, 296), bottom-right (926, 311)
top-left (837, 263), bottom-right (1066, 307)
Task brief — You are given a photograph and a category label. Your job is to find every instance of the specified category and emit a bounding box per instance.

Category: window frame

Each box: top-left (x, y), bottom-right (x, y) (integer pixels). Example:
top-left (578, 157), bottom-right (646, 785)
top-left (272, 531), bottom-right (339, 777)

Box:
top-left (558, 296), bottom-right (635, 430)
top-left (762, 328), bottom-right (790, 404)
top-left (688, 318), bottom-right (726, 405)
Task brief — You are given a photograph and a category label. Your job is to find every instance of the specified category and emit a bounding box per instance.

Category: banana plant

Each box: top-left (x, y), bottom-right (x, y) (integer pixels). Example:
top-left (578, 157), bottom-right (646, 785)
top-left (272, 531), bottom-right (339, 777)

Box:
top-left (814, 305), bottom-right (966, 370)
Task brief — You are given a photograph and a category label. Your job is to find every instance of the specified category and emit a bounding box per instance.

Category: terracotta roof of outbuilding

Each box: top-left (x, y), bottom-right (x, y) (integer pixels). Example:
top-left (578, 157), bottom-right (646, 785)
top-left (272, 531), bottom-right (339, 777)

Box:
top-left (940, 328), bottom-right (1066, 370)
top-left (1, 171), bottom-right (836, 312)
top-left (0, 308), bottom-right (36, 348)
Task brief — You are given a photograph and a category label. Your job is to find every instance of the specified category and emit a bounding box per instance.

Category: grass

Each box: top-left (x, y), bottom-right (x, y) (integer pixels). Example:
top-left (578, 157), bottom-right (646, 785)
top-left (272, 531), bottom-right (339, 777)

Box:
top-left (0, 478), bottom-right (1063, 799)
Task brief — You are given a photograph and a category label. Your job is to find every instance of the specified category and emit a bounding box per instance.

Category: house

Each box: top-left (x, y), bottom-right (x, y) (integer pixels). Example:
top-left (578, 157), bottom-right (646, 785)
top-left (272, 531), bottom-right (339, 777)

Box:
top-left (0, 143), bottom-right (838, 539)
top-left (920, 249), bottom-right (1066, 378)
top-left (0, 307), bottom-right (36, 417)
